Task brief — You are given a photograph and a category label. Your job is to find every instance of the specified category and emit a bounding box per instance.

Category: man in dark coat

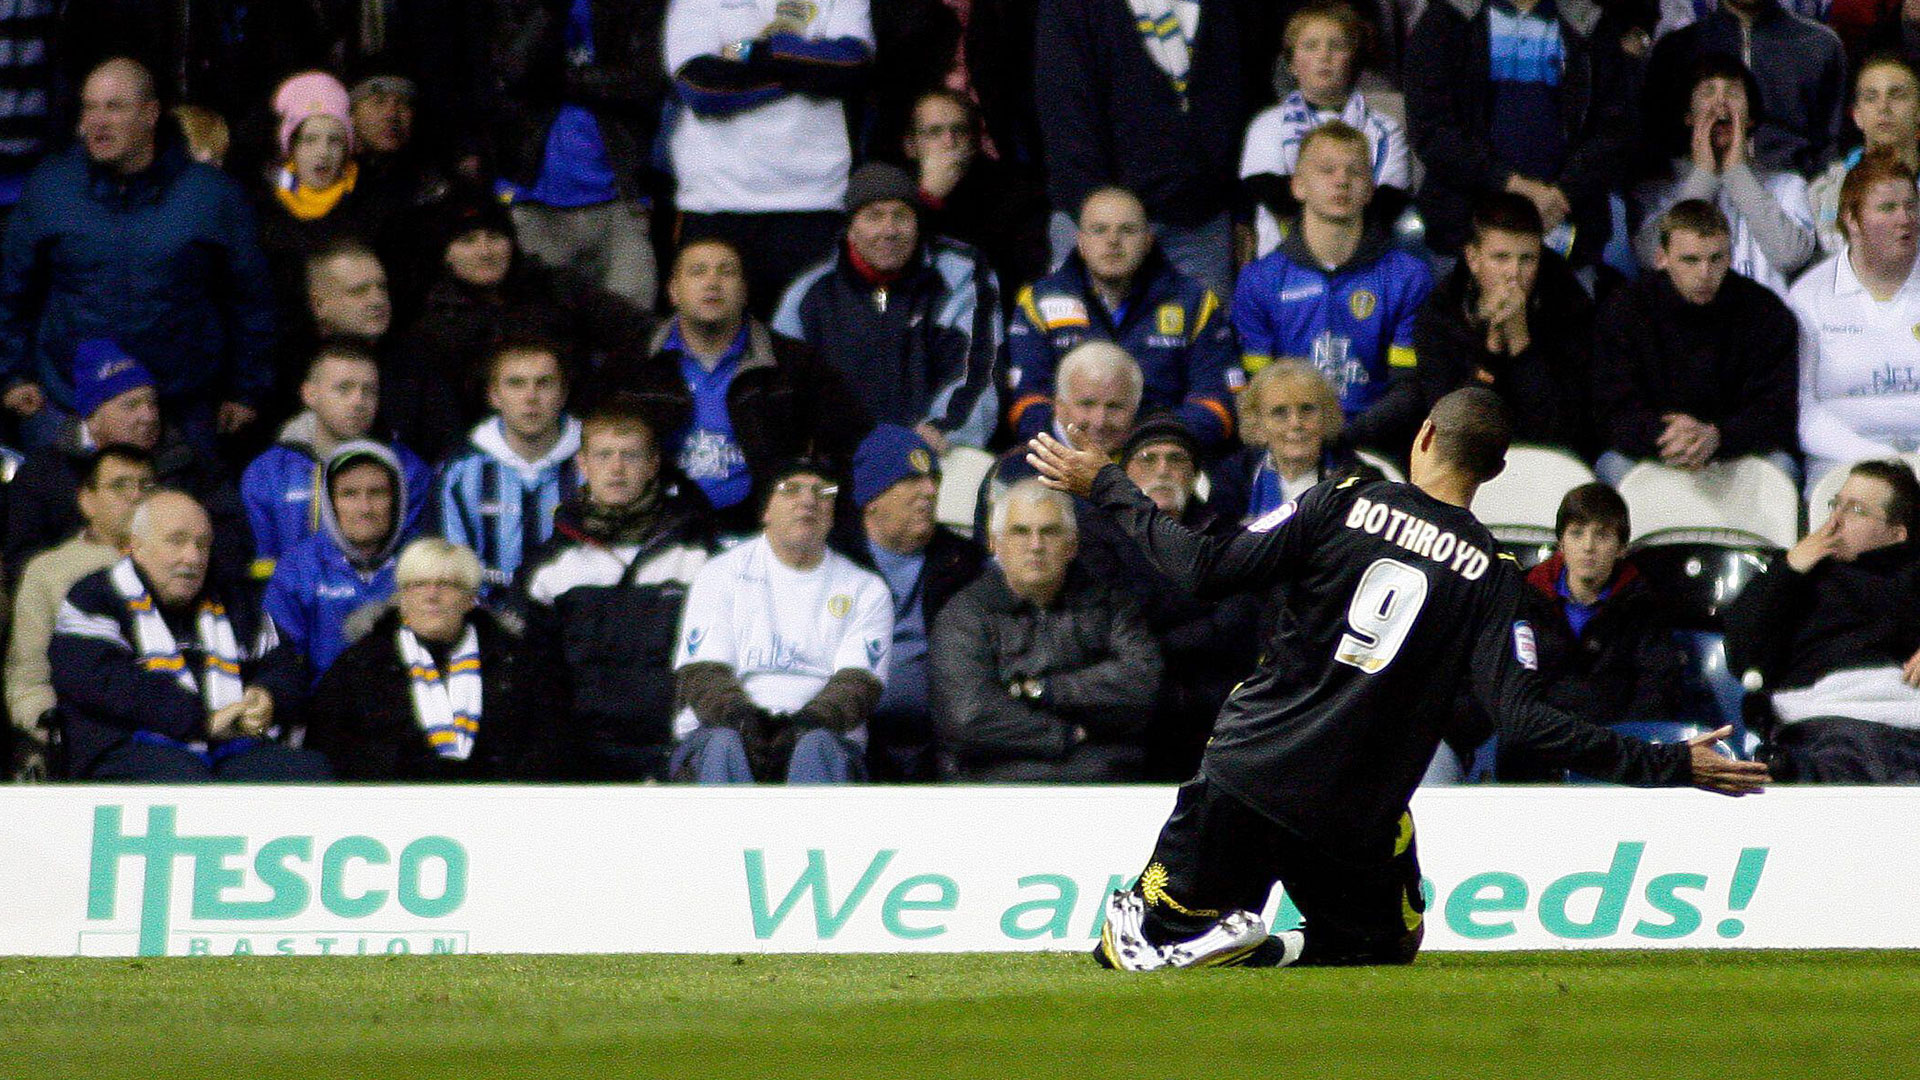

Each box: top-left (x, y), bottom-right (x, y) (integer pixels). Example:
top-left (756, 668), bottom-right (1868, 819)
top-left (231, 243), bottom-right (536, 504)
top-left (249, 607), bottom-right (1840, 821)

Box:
top-left (1727, 460), bottom-right (1920, 782)
top-left (1414, 193), bottom-right (1596, 458)
top-left (513, 396), bottom-right (716, 781)
top-left (932, 476), bottom-right (1161, 781)
top-left (7, 342), bottom-right (248, 587)
top-left (50, 490), bottom-right (325, 780)
top-left (0, 57), bottom-right (276, 451)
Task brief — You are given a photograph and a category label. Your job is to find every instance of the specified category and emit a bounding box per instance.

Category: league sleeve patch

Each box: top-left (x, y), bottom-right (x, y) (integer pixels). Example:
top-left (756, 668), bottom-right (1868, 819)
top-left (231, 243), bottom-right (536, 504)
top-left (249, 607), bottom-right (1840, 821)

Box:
top-left (1513, 621), bottom-right (1538, 671)
top-left (1248, 500), bottom-right (1298, 533)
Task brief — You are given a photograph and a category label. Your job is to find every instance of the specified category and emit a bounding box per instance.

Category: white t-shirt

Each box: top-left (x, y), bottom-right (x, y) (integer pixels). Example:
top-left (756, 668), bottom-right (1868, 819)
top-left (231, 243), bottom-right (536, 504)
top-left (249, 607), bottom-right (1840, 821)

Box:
top-left (674, 535), bottom-right (893, 726)
top-left (665, 0), bottom-right (873, 214)
top-left (1789, 251), bottom-right (1920, 483)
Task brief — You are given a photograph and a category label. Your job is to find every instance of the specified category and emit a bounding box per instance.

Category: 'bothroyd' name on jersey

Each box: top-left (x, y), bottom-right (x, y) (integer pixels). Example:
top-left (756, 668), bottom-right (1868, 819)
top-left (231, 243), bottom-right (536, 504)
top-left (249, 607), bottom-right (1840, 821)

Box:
top-left (1341, 494), bottom-right (1491, 581)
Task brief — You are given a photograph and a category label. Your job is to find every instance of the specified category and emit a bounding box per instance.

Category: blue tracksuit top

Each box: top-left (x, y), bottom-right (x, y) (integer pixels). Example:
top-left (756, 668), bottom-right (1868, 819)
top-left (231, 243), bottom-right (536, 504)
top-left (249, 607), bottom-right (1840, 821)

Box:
top-left (1007, 249), bottom-right (1236, 448)
top-left (262, 441), bottom-right (418, 679)
top-left (240, 411), bottom-right (433, 579)
top-left (1232, 228), bottom-right (1432, 421)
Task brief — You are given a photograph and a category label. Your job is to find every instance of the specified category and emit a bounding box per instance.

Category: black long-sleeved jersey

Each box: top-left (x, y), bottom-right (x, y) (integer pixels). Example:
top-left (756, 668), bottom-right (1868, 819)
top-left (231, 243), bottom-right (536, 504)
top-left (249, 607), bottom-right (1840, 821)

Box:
top-left (1090, 467), bottom-right (1692, 854)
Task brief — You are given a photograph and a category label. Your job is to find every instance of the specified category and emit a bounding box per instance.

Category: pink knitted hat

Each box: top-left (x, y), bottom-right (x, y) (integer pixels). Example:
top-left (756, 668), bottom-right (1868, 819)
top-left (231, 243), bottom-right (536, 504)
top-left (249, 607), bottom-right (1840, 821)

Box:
top-left (273, 71), bottom-right (355, 158)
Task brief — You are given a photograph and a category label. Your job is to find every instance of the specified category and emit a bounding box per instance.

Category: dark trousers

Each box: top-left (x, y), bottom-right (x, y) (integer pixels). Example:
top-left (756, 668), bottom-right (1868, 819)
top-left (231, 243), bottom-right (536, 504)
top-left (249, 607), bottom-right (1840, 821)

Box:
top-left (1770, 717), bottom-right (1920, 783)
top-left (84, 739), bottom-right (334, 782)
top-left (1137, 776), bottom-right (1425, 966)
top-left (678, 210), bottom-right (844, 321)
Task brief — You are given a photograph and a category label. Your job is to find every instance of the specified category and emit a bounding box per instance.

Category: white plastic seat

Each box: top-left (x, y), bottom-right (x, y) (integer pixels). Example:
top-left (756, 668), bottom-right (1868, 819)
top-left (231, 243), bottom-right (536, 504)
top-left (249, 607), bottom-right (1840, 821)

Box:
top-left (1618, 457), bottom-right (1801, 549)
top-left (936, 447), bottom-right (997, 536)
top-left (1469, 444), bottom-right (1596, 545)
top-left (1806, 452), bottom-right (1920, 524)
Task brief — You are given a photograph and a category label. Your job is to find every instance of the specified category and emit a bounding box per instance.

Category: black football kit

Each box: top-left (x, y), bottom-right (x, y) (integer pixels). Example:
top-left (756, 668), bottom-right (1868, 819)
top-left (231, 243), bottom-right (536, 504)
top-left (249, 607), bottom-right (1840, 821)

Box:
top-left (1088, 466), bottom-right (1692, 964)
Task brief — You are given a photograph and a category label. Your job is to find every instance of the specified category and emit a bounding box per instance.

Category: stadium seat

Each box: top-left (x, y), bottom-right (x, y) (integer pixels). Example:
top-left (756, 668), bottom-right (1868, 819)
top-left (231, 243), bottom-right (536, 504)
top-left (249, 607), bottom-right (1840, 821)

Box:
top-left (1677, 629), bottom-right (1757, 759)
top-left (1471, 444), bottom-right (1596, 552)
top-left (1806, 452), bottom-right (1920, 522)
top-left (1627, 543), bottom-right (1773, 629)
top-left (1617, 457), bottom-right (1801, 549)
top-left (937, 447), bottom-right (996, 537)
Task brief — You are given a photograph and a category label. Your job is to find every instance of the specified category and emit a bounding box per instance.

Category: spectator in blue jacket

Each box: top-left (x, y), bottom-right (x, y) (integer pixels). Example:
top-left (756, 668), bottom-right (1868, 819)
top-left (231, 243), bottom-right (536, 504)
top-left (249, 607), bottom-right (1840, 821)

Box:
top-left (0, 57), bottom-right (276, 453)
top-left (439, 339), bottom-right (582, 596)
top-left (241, 342), bottom-right (432, 579)
top-left (264, 441), bottom-right (417, 680)
top-left (773, 162), bottom-right (1001, 452)
top-left (1007, 187), bottom-right (1236, 453)
top-left (1234, 123), bottom-right (1432, 455)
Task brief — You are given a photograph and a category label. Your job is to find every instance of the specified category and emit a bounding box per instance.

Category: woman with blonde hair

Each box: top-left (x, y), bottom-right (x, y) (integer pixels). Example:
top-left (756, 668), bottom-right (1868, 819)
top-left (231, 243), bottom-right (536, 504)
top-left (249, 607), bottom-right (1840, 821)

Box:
top-left (304, 539), bottom-right (553, 779)
top-left (1216, 359), bottom-right (1361, 523)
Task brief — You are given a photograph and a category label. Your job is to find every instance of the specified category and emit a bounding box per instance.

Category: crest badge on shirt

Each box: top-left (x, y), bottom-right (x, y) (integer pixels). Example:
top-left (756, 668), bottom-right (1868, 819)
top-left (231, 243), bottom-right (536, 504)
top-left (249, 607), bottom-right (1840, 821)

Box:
top-left (1156, 304), bottom-right (1185, 336)
top-left (827, 594), bottom-right (852, 618)
top-left (1348, 289), bottom-right (1378, 320)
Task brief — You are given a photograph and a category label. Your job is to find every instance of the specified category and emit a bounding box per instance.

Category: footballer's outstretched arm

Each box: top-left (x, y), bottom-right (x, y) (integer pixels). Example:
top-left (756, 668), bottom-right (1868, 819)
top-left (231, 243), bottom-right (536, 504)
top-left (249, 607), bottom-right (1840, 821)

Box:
top-left (1027, 433), bottom-right (1312, 598)
top-left (1468, 575), bottom-right (1770, 796)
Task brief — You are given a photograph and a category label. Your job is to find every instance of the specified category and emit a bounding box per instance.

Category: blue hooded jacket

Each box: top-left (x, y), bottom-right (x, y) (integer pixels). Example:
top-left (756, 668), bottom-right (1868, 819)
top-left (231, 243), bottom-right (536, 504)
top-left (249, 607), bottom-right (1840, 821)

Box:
top-left (241, 411), bottom-right (434, 579)
top-left (263, 441), bottom-right (419, 680)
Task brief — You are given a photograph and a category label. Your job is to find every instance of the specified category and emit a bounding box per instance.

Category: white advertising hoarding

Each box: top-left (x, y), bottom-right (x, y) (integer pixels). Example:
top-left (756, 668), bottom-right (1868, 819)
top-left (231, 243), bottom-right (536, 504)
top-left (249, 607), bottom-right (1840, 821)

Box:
top-left (0, 785), bottom-right (1904, 957)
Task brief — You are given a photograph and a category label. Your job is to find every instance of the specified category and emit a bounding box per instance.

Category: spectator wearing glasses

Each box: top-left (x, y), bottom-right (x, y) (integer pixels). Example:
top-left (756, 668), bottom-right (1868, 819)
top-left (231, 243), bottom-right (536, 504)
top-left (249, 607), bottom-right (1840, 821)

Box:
top-left (671, 458), bottom-right (892, 783)
top-left (6, 444), bottom-right (153, 779)
top-left (1726, 460), bottom-right (1920, 782)
top-left (306, 538), bottom-right (554, 780)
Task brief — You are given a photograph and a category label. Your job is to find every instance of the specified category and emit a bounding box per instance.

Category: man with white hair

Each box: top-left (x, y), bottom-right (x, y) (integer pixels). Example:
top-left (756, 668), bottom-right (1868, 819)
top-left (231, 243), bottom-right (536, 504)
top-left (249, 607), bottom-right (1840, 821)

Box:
top-left (49, 490), bottom-right (327, 780)
top-left (975, 340), bottom-right (1142, 535)
top-left (932, 478), bottom-right (1161, 781)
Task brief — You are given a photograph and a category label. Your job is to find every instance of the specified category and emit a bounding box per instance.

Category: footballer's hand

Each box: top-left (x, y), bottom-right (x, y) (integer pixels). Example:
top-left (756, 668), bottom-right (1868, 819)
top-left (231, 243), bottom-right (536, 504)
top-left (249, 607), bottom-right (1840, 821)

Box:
top-left (1027, 431), bottom-right (1106, 498)
top-left (1686, 726), bottom-right (1770, 796)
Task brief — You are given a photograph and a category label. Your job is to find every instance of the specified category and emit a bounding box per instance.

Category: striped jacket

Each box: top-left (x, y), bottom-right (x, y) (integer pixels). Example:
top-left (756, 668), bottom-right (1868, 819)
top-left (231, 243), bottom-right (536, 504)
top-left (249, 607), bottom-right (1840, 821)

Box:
top-left (438, 416), bottom-right (582, 596)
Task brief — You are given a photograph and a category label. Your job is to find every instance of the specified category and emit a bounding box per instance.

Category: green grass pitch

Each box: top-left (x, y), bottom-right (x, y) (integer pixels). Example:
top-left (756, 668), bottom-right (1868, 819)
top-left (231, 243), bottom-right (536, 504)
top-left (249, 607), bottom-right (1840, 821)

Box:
top-left (4, 951), bottom-right (1916, 1079)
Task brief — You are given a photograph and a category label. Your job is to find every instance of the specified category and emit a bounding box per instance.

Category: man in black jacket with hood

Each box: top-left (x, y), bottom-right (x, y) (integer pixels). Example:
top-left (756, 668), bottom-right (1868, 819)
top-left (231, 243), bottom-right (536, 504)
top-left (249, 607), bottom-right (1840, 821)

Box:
top-left (1414, 194), bottom-right (1596, 458)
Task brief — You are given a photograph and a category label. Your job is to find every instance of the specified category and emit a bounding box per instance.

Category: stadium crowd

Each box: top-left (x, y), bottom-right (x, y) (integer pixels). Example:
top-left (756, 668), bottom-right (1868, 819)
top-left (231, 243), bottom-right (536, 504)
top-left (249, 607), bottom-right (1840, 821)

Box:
top-left (2, 0), bottom-right (1919, 785)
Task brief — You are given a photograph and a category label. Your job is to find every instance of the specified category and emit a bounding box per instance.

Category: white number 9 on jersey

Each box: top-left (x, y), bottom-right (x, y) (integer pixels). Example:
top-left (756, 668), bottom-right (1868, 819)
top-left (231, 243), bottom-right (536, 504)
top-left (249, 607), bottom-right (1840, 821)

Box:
top-left (1334, 558), bottom-right (1430, 674)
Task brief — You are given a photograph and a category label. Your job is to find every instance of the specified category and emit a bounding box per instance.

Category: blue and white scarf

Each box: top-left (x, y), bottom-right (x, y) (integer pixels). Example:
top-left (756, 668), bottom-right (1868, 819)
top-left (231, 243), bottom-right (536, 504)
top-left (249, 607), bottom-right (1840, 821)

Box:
top-left (110, 557), bottom-right (246, 719)
top-left (400, 623), bottom-right (483, 761)
top-left (1131, 0), bottom-right (1199, 97)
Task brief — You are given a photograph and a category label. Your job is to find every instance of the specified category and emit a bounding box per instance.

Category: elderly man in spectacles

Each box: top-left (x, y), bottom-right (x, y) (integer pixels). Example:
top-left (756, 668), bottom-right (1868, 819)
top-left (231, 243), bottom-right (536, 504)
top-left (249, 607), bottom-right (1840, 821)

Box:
top-left (671, 457), bottom-right (894, 783)
top-left (1727, 459), bottom-right (1920, 782)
